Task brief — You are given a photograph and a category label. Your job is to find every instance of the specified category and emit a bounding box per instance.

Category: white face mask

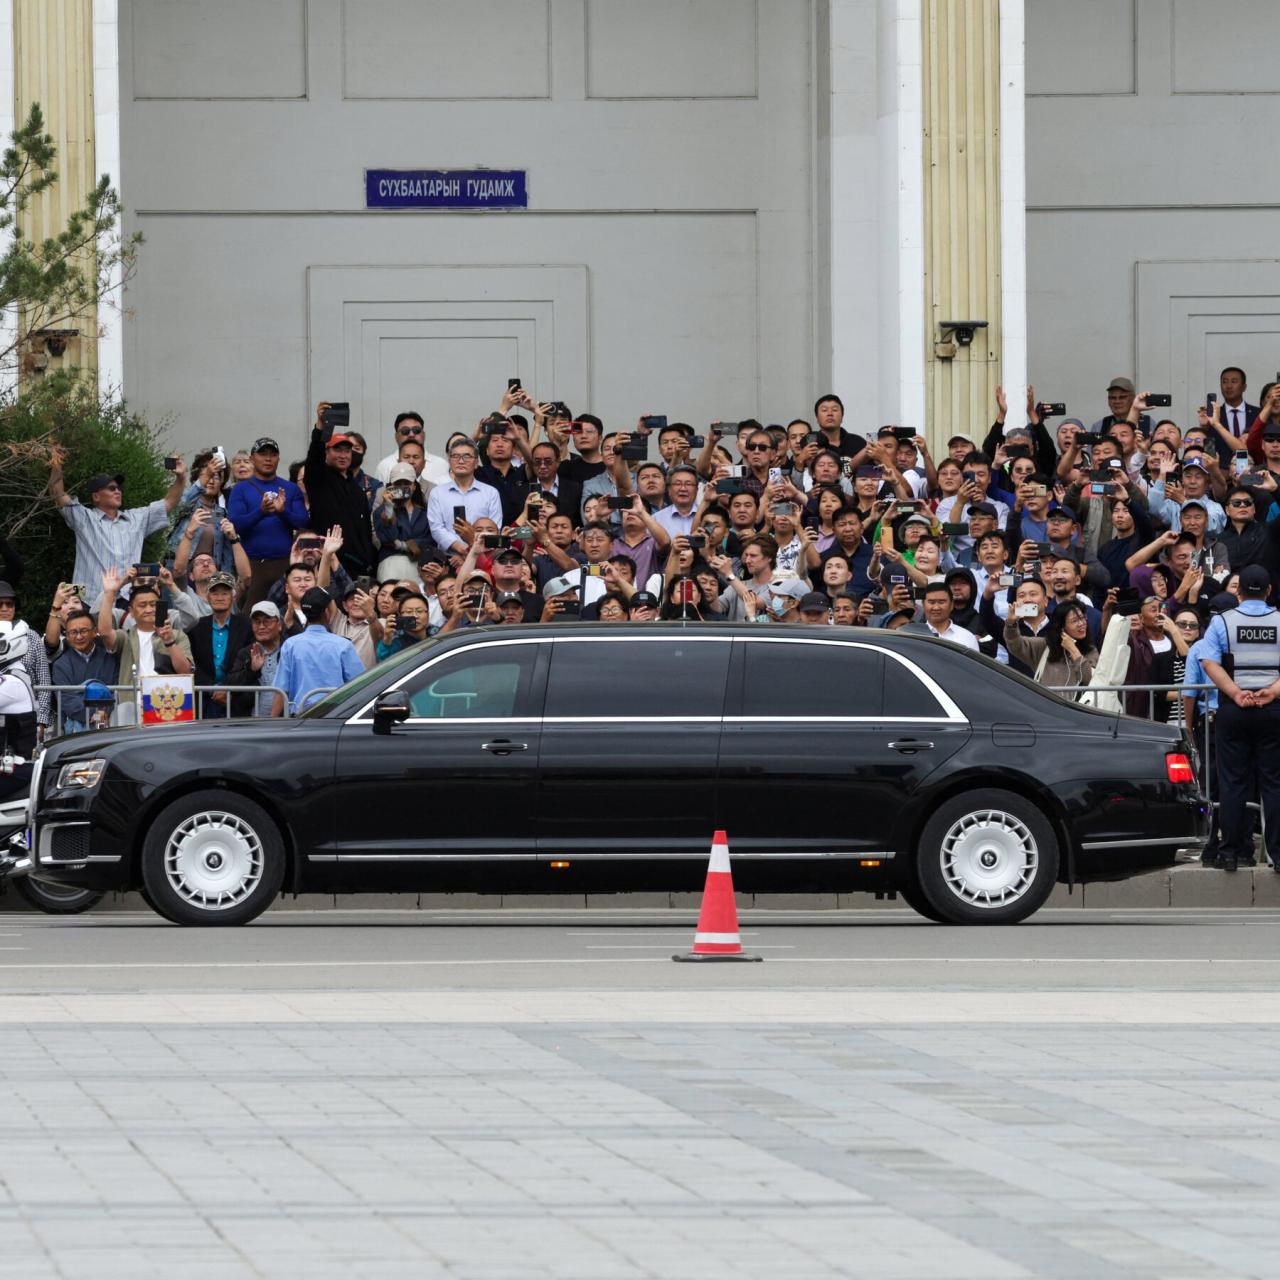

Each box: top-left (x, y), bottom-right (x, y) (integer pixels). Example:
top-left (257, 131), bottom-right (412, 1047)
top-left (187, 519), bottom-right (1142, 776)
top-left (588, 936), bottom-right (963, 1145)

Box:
top-left (769, 596), bottom-right (789, 617)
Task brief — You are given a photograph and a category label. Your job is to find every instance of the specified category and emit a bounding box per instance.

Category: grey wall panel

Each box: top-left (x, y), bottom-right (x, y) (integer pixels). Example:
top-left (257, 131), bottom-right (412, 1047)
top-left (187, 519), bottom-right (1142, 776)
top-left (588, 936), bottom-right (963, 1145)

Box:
top-left (342, 0), bottom-right (551, 99)
top-left (1027, 210), bottom-right (1280, 432)
top-left (130, 0), bottom-right (307, 100)
top-left (1026, 0), bottom-right (1134, 97)
top-left (1171, 0), bottom-right (1280, 94)
top-left (585, 0), bottom-right (758, 98)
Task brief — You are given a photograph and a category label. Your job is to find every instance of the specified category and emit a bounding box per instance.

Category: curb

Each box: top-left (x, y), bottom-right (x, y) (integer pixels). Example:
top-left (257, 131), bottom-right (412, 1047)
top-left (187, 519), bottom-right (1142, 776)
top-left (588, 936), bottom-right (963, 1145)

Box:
top-left (2, 862), bottom-right (1274, 914)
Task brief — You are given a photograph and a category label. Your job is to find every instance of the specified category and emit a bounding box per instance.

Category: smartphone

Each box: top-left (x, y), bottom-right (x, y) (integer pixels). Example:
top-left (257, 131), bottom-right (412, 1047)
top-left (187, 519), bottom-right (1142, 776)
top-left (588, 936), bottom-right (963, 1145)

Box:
top-left (567, 423), bottom-right (584, 436)
top-left (1005, 445), bottom-right (1031, 459)
top-left (726, 465), bottom-right (746, 478)
top-left (1207, 392), bottom-right (1218, 413)
top-left (806, 432), bottom-right (824, 448)
top-left (481, 534), bottom-right (502, 550)
top-left (1089, 483), bottom-right (1113, 496)
top-left (482, 419), bottom-right (508, 436)
top-left (773, 503), bottom-right (797, 518)
top-left (1107, 458), bottom-right (1123, 469)
top-left (1114, 587), bottom-right (1141, 616)
top-left (1034, 542), bottom-right (1053, 555)
top-left (678, 581), bottom-right (696, 604)
top-left (687, 436), bottom-right (705, 449)
top-left (296, 535), bottom-right (324, 551)
top-left (941, 522), bottom-right (969, 536)
top-left (557, 598), bottom-right (581, 618)
top-left (963, 471), bottom-right (977, 483)
top-left (999, 574), bottom-right (1015, 587)
top-left (153, 598), bottom-right (169, 629)
top-left (507, 377), bottom-right (521, 392)
top-left (1076, 433), bottom-right (1102, 447)
top-left (66, 583), bottom-right (89, 599)
top-left (856, 466), bottom-right (883, 479)
top-left (323, 402), bottom-right (351, 428)
top-left (893, 426), bottom-right (916, 441)
top-left (133, 562), bottom-right (161, 578)
top-left (620, 440), bottom-right (648, 461)
top-left (1089, 469), bottom-right (1113, 482)
top-left (688, 534), bottom-right (706, 549)
top-left (711, 422), bottom-right (734, 436)
top-left (1231, 452), bottom-right (1249, 477)
top-left (1034, 484), bottom-right (1048, 495)
top-left (162, 455), bottom-right (179, 471)
top-left (606, 495), bottom-right (632, 511)
top-left (1146, 394), bottom-right (1172, 408)
top-left (717, 476), bottom-right (747, 495)
top-left (354, 576), bottom-right (375, 594)
top-left (639, 415), bottom-right (667, 434)
top-left (585, 565), bottom-right (605, 577)
top-left (1039, 402), bottom-right (1067, 417)
top-left (453, 505), bottom-right (467, 522)
top-left (869, 599), bottom-right (889, 617)
top-left (1015, 603), bottom-right (1039, 619)
top-left (1024, 561), bottom-right (1042, 575)
top-left (768, 467), bottom-right (783, 486)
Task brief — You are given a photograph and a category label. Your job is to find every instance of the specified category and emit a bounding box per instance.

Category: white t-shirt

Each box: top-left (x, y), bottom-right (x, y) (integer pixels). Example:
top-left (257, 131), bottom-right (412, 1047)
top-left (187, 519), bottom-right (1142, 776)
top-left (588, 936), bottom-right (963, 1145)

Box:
top-left (928, 621), bottom-right (981, 652)
top-left (0, 672), bottom-right (34, 715)
top-left (135, 629), bottom-right (157, 678)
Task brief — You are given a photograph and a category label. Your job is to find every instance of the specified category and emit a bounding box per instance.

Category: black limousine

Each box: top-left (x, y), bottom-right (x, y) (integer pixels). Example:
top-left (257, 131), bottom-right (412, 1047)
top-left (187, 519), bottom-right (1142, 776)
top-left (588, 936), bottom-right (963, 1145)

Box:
top-left (26, 623), bottom-right (1206, 925)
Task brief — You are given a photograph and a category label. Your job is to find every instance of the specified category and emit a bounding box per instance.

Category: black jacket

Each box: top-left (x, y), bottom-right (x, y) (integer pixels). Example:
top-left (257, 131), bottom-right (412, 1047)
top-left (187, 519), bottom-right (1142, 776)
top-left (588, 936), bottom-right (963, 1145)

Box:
top-left (306, 426), bottom-right (375, 574)
top-left (187, 613), bottom-right (253, 688)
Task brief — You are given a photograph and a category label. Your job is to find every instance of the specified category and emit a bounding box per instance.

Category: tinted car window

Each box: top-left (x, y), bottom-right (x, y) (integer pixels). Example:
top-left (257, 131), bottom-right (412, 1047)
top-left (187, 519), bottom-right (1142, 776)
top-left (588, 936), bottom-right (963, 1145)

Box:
top-left (883, 655), bottom-right (947, 718)
top-left (405, 644), bottom-right (538, 719)
top-left (740, 641), bottom-right (883, 716)
top-left (546, 639), bottom-right (730, 718)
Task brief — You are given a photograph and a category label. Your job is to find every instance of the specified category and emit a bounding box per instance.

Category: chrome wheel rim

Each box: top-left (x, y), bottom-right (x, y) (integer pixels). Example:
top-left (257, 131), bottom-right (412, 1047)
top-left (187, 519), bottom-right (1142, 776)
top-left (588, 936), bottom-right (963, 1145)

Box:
top-left (164, 811), bottom-right (264, 910)
top-left (939, 809), bottom-right (1038, 907)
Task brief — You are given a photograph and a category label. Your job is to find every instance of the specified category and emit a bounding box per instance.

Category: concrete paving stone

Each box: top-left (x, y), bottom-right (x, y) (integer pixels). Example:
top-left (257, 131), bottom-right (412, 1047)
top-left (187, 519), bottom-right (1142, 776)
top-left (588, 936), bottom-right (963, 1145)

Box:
top-left (1169, 863), bottom-right (1253, 907)
top-left (586, 892), bottom-right (671, 909)
top-left (1082, 868), bottom-right (1171, 907)
top-left (415, 893), bottom-right (504, 909)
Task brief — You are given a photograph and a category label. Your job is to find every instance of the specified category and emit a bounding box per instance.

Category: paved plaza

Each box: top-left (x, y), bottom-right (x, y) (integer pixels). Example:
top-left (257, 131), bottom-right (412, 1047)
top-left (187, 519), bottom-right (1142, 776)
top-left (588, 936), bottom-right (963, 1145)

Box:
top-left (3, 908), bottom-right (1280, 1278)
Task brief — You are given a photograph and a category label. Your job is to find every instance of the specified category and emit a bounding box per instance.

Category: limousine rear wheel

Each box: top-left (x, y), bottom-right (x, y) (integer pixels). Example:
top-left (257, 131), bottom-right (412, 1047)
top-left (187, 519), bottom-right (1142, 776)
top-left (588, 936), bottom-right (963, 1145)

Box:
top-left (140, 790), bottom-right (285, 926)
top-left (915, 789), bottom-right (1058, 925)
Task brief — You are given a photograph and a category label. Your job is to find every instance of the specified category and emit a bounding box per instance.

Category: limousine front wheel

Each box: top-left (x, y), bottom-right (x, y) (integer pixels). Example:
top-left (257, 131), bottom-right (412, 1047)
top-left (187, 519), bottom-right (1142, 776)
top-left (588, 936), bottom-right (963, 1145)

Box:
top-left (140, 790), bottom-right (285, 926)
top-left (915, 790), bottom-right (1058, 925)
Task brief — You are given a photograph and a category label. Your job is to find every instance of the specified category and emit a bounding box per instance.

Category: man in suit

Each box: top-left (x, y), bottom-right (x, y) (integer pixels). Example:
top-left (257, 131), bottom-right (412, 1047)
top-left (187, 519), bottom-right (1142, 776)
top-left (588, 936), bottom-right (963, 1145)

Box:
top-left (1209, 365), bottom-right (1261, 465)
top-left (186, 571), bottom-right (252, 719)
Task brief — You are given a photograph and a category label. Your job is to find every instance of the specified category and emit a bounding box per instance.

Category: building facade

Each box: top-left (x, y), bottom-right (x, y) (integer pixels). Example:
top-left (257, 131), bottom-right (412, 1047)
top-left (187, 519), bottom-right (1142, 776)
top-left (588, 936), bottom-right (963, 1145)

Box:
top-left (2, 1), bottom-right (1273, 461)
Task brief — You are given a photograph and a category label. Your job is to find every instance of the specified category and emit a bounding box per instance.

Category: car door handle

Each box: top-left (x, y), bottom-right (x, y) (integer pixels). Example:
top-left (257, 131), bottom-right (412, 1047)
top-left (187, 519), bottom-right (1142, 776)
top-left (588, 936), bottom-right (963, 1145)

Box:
top-left (481, 740), bottom-right (528, 755)
top-left (888, 739), bottom-right (934, 754)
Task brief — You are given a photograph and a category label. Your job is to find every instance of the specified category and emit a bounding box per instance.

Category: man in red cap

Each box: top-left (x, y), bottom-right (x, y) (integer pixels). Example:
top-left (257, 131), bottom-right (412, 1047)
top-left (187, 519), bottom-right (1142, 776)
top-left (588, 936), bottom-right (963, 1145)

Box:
top-left (308, 402), bottom-right (374, 576)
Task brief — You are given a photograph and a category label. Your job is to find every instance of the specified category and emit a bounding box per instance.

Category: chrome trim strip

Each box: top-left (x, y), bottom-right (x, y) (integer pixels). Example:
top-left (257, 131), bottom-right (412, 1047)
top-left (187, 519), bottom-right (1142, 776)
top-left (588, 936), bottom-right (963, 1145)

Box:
top-left (308, 850), bottom-right (895, 862)
top-left (1080, 836), bottom-right (1202, 850)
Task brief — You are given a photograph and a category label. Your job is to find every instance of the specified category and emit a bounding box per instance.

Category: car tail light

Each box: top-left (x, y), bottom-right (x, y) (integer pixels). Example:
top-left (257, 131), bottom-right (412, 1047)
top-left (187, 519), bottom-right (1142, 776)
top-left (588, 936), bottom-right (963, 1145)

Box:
top-left (1166, 753), bottom-right (1195, 784)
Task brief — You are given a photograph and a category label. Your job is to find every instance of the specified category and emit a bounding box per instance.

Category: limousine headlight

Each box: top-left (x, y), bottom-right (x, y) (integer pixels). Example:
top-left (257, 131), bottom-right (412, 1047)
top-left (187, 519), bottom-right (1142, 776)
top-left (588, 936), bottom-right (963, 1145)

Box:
top-left (56, 758), bottom-right (106, 790)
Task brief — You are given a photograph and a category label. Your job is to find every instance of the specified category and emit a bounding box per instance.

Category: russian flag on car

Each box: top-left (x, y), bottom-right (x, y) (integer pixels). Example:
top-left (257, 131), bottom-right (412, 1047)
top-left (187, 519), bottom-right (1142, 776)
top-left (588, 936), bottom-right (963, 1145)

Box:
top-left (140, 675), bottom-right (196, 725)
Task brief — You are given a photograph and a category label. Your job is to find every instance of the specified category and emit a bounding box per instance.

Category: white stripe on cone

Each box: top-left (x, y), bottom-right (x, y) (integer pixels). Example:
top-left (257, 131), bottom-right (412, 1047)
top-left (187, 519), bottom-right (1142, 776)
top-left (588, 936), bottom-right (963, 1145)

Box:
top-left (684, 829), bottom-right (748, 956)
top-left (692, 932), bottom-right (742, 945)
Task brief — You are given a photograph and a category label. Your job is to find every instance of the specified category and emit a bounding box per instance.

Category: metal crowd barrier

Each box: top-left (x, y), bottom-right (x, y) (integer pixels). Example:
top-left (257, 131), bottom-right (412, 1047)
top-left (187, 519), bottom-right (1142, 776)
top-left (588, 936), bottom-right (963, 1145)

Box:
top-left (35, 684), bottom-right (290, 741)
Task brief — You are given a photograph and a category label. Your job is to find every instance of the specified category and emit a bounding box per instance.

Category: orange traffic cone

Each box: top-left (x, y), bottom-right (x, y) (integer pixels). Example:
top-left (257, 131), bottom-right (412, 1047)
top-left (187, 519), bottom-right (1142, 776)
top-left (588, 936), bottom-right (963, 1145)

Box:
top-left (672, 830), bottom-right (762, 962)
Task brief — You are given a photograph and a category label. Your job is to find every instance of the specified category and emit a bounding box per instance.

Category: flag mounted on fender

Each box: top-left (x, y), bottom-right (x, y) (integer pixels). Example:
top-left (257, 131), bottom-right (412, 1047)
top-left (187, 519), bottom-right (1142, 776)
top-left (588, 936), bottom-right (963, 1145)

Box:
top-left (140, 674), bottom-right (195, 725)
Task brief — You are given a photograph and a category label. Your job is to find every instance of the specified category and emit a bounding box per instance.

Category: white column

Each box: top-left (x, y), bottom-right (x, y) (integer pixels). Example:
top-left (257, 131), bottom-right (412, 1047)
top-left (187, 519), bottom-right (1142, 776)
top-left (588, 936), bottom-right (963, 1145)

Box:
top-left (93, 0), bottom-right (123, 399)
top-left (875, 0), bottom-right (925, 430)
top-left (998, 0), bottom-right (1027, 414)
top-left (0, 0), bottom-right (15, 395)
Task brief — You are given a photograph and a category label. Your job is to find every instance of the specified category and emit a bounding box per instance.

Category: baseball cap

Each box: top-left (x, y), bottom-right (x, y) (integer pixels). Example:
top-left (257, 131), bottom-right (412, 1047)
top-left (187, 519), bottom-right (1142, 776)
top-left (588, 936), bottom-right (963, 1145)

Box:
top-left (387, 462), bottom-right (416, 484)
top-left (463, 568), bottom-right (494, 586)
top-left (1239, 565), bottom-right (1271, 594)
top-left (630, 590), bottom-right (660, 609)
top-left (798, 592), bottom-right (831, 613)
top-left (249, 600), bottom-right (281, 619)
top-left (1042, 545), bottom-right (1080, 564)
top-left (1107, 376), bottom-right (1136, 394)
top-left (300, 586), bottom-right (331, 617)
top-left (901, 514), bottom-right (932, 529)
top-left (87, 472), bottom-right (125, 495)
top-left (1047, 506), bottom-right (1080, 523)
top-left (493, 547), bottom-right (523, 564)
top-left (1182, 456), bottom-right (1209, 473)
top-left (251, 436), bottom-right (279, 454)
top-left (325, 433), bottom-right (355, 448)
top-left (207, 572), bottom-right (237, 591)
top-left (543, 575), bottom-right (579, 600)
top-left (1208, 591), bottom-right (1239, 614)
top-left (495, 591), bottom-right (523, 606)
top-left (968, 501), bottom-right (998, 519)
top-left (1263, 424), bottom-right (1280, 441)
top-left (770, 577), bottom-right (809, 601)
top-left (1181, 498), bottom-right (1207, 512)
top-left (948, 433), bottom-right (975, 448)
top-left (0, 581), bottom-right (15, 600)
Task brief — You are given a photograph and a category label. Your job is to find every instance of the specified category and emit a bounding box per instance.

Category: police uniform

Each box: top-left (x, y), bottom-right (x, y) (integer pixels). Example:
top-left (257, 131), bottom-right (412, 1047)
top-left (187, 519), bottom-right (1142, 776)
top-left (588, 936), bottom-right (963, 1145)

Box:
top-left (1201, 567), bottom-right (1280, 871)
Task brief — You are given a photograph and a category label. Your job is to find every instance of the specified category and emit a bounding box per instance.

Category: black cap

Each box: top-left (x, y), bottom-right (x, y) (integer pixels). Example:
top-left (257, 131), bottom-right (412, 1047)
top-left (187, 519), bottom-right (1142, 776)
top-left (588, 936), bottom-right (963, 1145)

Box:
top-left (631, 590), bottom-right (660, 609)
top-left (0, 580), bottom-right (15, 600)
top-left (87, 472), bottom-right (125, 495)
top-left (494, 547), bottom-right (523, 563)
top-left (1262, 425), bottom-right (1280, 441)
top-left (300, 586), bottom-right (331, 617)
top-left (798, 592), bottom-right (831, 613)
top-left (1047, 505), bottom-right (1081, 524)
top-left (969, 501), bottom-right (998, 518)
top-left (495, 591), bottom-right (523, 606)
top-left (1239, 565), bottom-right (1271, 594)
top-left (251, 437), bottom-right (280, 454)
top-left (1208, 590), bottom-right (1239, 614)
top-left (1043, 545), bottom-right (1080, 563)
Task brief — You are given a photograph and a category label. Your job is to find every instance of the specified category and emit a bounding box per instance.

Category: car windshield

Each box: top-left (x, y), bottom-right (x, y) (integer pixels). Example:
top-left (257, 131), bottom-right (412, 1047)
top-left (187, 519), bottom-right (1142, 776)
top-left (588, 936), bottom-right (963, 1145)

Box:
top-left (297, 637), bottom-right (435, 719)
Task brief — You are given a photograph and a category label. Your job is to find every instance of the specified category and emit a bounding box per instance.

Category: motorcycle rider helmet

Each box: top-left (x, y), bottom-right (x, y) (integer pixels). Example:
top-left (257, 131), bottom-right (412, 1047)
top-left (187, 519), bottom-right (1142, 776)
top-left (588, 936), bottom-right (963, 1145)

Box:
top-left (0, 620), bottom-right (30, 671)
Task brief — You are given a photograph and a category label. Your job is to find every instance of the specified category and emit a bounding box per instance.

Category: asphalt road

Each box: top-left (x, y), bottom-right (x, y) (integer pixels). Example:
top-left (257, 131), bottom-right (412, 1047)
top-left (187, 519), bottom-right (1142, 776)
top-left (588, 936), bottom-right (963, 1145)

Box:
top-left (6, 909), bottom-right (1280, 1279)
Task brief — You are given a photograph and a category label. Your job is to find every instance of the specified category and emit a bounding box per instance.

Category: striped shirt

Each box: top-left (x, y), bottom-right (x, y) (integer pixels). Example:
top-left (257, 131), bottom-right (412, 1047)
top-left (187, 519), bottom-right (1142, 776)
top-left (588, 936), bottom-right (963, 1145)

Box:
top-left (61, 499), bottom-right (171, 607)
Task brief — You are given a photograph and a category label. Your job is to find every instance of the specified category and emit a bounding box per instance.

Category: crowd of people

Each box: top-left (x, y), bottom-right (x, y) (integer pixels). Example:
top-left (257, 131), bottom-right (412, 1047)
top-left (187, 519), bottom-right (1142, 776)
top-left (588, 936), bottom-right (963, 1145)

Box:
top-left (1, 372), bottom-right (1277, 754)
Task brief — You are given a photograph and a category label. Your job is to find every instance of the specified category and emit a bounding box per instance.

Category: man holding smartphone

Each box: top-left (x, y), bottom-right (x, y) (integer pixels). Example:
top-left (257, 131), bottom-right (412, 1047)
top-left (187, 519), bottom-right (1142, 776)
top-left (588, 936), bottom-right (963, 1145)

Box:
top-left (227, 437), bottom-right (310, 607)
top-left (426, 439), bottom-right (504, 558)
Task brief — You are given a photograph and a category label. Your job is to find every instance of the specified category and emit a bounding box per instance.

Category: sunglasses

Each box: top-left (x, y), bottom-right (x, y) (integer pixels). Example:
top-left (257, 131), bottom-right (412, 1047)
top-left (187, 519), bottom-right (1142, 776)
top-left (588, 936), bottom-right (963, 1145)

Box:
top-left (398, 425), bottom-right (425, 435)
top-left (745, 443), bottom-right (771, 452)
top-left (1229, 498), bottom-right (1254, 506)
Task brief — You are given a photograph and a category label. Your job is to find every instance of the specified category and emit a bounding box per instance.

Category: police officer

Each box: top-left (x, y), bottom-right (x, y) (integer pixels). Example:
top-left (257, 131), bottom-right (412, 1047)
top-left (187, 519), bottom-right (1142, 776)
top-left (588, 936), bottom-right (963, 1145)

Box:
top-left (0, 619), bottom-right (37, 803)
top-left (1200, 564), bottom-right (1280, 872)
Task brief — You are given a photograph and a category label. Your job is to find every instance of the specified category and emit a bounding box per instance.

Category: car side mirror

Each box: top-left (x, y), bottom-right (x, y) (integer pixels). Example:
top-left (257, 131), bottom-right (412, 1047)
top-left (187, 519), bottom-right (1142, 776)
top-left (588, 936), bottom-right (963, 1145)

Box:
top-left (372, 690), bottom-right (411, 735)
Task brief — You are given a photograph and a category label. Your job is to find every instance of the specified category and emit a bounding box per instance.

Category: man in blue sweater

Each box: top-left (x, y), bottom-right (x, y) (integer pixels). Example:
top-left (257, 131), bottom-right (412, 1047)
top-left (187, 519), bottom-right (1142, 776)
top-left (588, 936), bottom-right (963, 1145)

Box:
top-left (226, 437), bottom-right (309, 606)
